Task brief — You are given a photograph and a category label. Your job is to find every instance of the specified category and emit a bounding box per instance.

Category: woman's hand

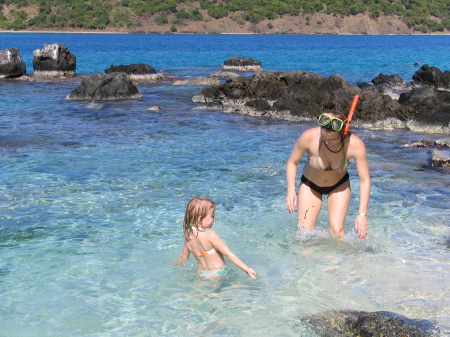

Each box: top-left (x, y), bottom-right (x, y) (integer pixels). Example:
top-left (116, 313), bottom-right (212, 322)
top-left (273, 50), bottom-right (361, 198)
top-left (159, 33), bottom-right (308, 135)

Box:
top-left (246, 268), bottom-right (257, 279)
top-left (354, 214), bottom-right (368, 239)
top-left (286, 192), bottom-right (297, 214)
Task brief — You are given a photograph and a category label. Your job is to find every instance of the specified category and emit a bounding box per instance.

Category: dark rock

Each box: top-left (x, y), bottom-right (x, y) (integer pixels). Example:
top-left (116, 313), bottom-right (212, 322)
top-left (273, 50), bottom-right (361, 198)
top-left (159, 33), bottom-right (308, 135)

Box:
top-left (222, 56), bottom-right (262, 71)
top-left (207, 99), bottom-right (224, 108)
top-left (196, 68), bottom-right (450, 131)
top-left (198, 70), bottom-right (400, 122)
top-left (33, 43), bottom-right (76, 77)
top-left (105, 63), bottom-right (156, 75)
top-left (0, 47), bottom-right (26, 78)
top-left (66, 72), bottom-right (141, 101)
top-left (398, 87), bottom-right (450, 125)
top-left (300, 310), bottom-right (439, 337)
top-left (104, 64), bottom-right (170, 82)
top-left (431, 149), bottom-right (450, 168)
top-left (372, 73), bottom-right (407, 88)
top-left (245, 99), bottom-right (272, 111)
top-left (412, 64), bottom-right (450, 90)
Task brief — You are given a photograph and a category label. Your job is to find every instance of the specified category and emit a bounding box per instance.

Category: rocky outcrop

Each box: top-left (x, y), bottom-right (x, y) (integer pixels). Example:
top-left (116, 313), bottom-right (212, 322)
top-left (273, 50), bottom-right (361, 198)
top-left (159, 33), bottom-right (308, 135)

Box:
top-left (196, 70), bottom-right (400, 122)
top-left (0, 47), bottom-right (26, 78)
top-left (105, 63), bottom-right (156, 75)
top-left (412, 64), bottom-right (450, 90)
top-left (222, 56), bottom-right (262, 71)
top-left (66, 72), bottom-right (141, 100)
top-left (398, 86), bottom-right (450, 125)
top-left (195, 66), bottom-right (450, 132)
top-left (372, 73), bottom-right (408, 88)
top-left (33, 43), bottom-right (76, 77)
top-left (300, 310), bottom-right (439, 337)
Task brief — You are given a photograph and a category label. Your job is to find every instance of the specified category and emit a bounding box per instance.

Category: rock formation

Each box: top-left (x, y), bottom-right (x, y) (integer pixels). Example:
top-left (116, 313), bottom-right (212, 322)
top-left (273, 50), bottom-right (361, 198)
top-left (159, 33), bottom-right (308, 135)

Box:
top-left (33, 43), bottom-right (76, 77)
top-left (0, 48), bottom-right (26, 78)
top-left (66, 72), bottom-right (141, 100)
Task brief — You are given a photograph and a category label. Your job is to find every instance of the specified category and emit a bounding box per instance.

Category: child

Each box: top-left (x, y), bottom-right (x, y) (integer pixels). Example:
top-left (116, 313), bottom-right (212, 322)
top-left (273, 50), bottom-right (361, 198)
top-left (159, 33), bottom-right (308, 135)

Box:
top-left (178, 197), bottom-right (257, 279)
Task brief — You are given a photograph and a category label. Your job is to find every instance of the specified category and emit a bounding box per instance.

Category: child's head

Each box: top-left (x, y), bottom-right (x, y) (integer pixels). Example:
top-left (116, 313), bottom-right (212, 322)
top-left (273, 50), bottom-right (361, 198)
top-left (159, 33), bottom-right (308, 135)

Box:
top-left (183, 197), bottom-right (216, 238)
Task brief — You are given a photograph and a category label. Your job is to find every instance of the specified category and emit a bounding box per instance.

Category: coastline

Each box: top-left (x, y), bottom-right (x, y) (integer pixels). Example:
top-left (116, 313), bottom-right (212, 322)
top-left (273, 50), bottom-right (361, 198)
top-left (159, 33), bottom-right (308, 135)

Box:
top-left (2, 29), bottom-right (449, 35)
top-left (1, 13), bottom-right (449, 35)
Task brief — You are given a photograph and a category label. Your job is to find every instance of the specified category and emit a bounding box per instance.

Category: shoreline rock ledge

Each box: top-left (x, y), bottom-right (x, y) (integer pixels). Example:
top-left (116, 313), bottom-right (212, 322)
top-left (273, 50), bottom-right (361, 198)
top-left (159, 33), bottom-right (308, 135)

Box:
top-left (193, 65), bottom-right (450, 134)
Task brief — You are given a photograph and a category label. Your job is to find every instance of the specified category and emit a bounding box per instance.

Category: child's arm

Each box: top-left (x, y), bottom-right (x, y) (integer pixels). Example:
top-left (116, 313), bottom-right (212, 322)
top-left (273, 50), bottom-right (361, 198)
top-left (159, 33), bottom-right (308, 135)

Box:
top-left (210, 231), bottom-right (257, 279)
top-left (178, 242), bottom-right (190, 265)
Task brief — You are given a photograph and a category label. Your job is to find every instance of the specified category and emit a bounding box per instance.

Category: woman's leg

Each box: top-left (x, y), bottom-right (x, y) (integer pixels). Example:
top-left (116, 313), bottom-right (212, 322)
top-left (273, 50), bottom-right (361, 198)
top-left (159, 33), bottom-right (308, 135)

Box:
top-left (326, 180), bottom-right (351, 236)
top-left (297, 183), bottom-right (323, 231)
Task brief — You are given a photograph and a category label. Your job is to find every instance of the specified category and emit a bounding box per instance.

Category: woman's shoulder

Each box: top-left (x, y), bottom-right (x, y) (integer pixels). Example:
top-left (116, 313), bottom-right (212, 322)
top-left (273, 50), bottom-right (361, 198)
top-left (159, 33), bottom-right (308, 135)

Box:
top-left (299, 127), bottom-right (320, 142)
top-left (347, 133), bottom-right (367, 153)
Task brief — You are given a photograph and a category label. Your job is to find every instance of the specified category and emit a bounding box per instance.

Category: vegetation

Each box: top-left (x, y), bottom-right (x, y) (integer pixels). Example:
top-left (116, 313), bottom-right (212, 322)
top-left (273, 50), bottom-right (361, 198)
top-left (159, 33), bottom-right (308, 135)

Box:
top-left (0, 0), bottom-right (448, 33)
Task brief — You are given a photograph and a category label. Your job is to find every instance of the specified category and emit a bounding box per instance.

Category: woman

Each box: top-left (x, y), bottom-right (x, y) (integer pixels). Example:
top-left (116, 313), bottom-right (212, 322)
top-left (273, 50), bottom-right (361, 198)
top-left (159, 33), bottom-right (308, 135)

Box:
top-left (285, 110), bottom-right (370, 238)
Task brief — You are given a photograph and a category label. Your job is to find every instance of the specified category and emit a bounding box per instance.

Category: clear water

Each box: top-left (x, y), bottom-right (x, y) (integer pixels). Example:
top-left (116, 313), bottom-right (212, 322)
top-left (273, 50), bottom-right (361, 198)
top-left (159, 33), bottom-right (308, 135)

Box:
top-left (0, 33), bottom-right (449, 336)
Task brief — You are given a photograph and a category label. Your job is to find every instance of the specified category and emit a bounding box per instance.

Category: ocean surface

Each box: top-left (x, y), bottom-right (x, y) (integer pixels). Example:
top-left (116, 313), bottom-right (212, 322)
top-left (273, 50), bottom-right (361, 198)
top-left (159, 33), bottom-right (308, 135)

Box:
top-left (0, 33), bottom-right (449, 336)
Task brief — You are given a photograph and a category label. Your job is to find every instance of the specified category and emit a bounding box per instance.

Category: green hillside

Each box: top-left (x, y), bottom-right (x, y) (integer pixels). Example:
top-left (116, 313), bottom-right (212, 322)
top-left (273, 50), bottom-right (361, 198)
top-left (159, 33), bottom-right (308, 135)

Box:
top-left (1, 0), bottom-right (449, 33)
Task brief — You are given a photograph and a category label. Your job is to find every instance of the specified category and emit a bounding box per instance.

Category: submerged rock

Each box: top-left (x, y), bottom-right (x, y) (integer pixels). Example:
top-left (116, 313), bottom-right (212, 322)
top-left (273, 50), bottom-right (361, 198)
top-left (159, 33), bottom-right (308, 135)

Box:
top-left (300, 310), bottom-right (439, 337)
top-left (173, 77), bottom-right (220, 86)
top-left (0, 47), bottom-right (26, 78)
top-left (431, 149), bottom-right (450, 168)
top-left (66, 72), bottom-right (141, 100)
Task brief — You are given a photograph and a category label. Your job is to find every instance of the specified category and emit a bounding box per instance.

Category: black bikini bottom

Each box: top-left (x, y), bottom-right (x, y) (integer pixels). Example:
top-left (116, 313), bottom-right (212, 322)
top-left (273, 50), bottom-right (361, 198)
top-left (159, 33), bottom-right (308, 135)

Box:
top-left (301, 172), bottom-right (350, 195)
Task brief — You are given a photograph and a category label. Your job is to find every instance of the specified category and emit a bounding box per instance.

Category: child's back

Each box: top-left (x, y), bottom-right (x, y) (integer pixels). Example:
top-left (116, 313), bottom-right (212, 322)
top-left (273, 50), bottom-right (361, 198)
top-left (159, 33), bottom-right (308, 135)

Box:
top-left (178, 197), bottom-right (256, 279)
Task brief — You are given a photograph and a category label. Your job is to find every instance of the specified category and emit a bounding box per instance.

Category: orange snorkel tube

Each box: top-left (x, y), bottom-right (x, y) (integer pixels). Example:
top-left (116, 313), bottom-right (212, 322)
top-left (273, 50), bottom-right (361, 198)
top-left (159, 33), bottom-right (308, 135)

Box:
top-left (343, 95), bottom-right (360, 135)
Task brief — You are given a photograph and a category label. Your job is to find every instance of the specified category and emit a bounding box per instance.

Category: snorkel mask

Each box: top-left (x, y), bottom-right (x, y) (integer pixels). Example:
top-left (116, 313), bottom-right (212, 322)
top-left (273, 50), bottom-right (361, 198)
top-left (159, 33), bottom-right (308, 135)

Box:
top-left (318, 114), bottom-right (345, 132)
top-left (317, 95), bottom-right (360, 134)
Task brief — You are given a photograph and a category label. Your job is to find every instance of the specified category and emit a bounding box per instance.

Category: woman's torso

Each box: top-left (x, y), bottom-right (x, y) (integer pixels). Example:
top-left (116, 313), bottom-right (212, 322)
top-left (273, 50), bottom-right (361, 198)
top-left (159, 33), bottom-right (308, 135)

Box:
top-left (303, 129), bottom-right (351, 186)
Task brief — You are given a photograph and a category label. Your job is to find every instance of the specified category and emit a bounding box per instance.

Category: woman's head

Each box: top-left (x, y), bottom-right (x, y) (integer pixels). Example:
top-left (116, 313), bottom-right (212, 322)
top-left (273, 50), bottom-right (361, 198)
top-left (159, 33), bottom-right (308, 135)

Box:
top-left (318, 110), bottom-right (347, 134)
top-left (183, 197), bottom-right (216, 238)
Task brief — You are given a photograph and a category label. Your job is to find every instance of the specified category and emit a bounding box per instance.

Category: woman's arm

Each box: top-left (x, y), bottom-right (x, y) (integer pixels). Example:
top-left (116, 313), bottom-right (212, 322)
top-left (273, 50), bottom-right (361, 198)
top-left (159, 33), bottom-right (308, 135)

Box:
top-left (352, 137), bottom-right (371, 238)
top-left (286, 130), bottom-right (311, 213)
top-left (209, 231), bottom-right (257, 278)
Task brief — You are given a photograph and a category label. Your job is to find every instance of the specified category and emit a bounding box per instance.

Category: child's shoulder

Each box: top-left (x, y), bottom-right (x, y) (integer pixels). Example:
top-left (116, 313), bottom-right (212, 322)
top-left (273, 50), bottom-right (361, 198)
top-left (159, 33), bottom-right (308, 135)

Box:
top-left (204, 228), bottom-right (219, 238)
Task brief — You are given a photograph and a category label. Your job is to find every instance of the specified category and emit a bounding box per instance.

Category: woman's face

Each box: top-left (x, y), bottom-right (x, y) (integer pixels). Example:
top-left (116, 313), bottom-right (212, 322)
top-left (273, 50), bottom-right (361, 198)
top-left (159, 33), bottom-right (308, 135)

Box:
top-left (320, 127), bottom-right (341, 142)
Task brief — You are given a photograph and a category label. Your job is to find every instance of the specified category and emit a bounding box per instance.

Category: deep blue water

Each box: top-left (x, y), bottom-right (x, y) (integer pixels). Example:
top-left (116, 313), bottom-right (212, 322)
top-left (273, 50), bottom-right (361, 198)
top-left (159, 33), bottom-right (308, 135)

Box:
top-left (0, 33), bottom-right (449, 336)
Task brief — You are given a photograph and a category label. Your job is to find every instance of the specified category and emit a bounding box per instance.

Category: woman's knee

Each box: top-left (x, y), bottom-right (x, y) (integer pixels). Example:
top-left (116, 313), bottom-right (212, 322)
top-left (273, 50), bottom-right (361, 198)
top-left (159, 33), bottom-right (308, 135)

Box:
top-left (328, 222), bottom-right (345, 236)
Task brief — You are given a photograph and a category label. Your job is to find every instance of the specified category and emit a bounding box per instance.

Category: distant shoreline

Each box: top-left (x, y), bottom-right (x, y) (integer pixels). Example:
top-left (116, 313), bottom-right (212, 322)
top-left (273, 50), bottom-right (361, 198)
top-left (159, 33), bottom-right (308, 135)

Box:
top-left (2, 12), bottom-right (450, 36)
top-left (1, 30), bottom-right (449, 36)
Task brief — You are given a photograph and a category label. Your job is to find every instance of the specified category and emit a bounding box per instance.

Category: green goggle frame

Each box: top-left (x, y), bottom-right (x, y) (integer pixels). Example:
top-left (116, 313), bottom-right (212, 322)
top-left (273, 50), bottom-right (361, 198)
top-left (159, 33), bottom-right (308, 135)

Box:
top-left (318, 113), bottom-right (346, 132)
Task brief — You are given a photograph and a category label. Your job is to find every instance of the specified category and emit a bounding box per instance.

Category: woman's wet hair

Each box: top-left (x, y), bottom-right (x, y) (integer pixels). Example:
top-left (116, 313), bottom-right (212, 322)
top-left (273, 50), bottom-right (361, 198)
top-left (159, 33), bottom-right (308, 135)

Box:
top-left (323, 110), bottom-right (346, 121)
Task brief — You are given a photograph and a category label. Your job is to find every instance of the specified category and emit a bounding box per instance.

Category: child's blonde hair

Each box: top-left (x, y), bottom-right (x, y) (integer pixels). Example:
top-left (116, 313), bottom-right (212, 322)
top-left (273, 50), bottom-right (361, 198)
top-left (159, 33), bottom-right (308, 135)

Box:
top-left (183, 197), bottom-right (216, 239)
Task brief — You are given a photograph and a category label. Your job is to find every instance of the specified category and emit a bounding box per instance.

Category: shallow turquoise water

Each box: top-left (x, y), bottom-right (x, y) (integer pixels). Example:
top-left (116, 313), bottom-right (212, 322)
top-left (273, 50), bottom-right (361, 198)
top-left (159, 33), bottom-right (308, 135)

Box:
top-left (0, 34), bottom-right (449, 336)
